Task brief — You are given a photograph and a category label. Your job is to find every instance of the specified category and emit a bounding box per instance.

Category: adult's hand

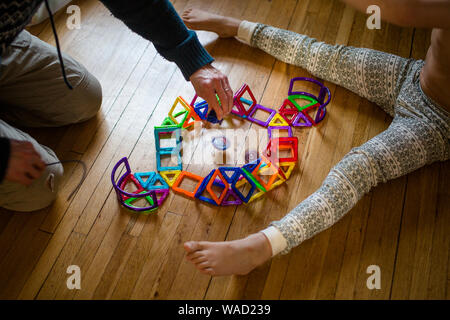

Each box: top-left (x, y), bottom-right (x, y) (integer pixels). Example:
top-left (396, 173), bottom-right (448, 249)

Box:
top-left (190, 64), bottom-right (233, 120)
top-left (5, 140), bottom-right (45, 186)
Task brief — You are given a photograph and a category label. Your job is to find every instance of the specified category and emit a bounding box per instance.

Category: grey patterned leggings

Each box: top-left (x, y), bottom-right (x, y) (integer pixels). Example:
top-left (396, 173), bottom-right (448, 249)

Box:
top-left (240, 22), bottom-right (450, 255)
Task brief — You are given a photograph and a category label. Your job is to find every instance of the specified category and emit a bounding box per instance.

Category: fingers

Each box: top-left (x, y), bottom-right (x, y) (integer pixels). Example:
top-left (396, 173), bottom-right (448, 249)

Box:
top-left (190, 64), bottom-right (233, 120)
top-left (205, 90), bottom-right (223, 120)
top-left (28, 156), bottom-right (45, 179)
top-left (222, 77), bottom-right (234, 114)
top-left (215, 83), bottom-right (229, 120)
top-left (6, 139), bottom-right (46, 185)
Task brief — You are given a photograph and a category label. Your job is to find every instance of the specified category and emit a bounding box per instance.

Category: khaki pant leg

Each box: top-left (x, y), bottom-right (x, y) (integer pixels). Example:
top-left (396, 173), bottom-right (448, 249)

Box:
top-left (0, 30), bottom-right (102, 127)
top-left (0, 120), bottom-right (63, 212)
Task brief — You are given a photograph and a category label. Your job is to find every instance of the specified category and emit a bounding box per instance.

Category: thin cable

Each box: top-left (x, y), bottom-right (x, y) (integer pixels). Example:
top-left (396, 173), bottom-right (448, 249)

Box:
top-left (46, 160), bottom-right (86, 201)
top-left (44, 0), bottom-right (73, 90)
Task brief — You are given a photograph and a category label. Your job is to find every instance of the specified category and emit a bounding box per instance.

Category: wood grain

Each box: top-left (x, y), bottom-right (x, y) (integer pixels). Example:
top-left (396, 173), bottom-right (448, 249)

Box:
top-left (0, 0), bottom-right (446, 300)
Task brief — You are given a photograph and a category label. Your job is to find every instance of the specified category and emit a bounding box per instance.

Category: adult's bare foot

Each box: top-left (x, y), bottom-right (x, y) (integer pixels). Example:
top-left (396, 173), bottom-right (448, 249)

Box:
top-left (184, 233), bottom-right (272, 276)
top-left (182, 8), bottom-right (241, 38)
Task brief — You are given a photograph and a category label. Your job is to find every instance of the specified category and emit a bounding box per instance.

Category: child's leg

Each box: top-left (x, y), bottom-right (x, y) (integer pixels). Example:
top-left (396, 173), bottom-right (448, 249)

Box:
top-left (241, 22), bottom-right (412, 116)
top-left (184, 110), bottom-right (448, 275)
top-left (269, 113), bottom-right (448, 255)
top-left (182, 10), bottom-right (412, 116)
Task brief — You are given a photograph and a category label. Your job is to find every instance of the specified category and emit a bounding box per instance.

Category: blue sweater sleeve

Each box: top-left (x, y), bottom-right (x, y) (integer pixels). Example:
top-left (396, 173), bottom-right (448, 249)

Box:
top-left (99, 0), bottom-right (214, 80)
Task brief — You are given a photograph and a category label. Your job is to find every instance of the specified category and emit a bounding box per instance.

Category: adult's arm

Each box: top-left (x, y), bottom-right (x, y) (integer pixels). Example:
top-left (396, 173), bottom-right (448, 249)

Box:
top-left (0, 138), bottom-right (11, 183)
top-left (99, 0), bottom-right (234, 118)
top-left (99, 0), bottom-right (213, 80)
top-left (341, 0), bottom-right (450, 28)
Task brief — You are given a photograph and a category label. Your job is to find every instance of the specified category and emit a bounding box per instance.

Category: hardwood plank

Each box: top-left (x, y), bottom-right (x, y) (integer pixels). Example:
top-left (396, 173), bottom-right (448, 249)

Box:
top-left (0, 0), bottom-right (443, 301)
top-left (36, 231), bottom-right (86, 299)
top-left (17, 44), bottom-right (170, 299)
top-left (390, 166), bottom-right (439, 299)
top-left (92, 233), bottom-right (137, 299)
top-left (37, 53), bottom-right (179, 299)
top-left (427, 162), bottom-right (449, 299)
top-left (0, 228), bottom-right (51, 299)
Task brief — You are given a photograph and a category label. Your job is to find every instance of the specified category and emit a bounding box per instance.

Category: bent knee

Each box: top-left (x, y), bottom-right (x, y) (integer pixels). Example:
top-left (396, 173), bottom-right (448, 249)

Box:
top-left (0, 163), bottom-right (64, 212)
top-left (71, 72), bottom-right (103, 123)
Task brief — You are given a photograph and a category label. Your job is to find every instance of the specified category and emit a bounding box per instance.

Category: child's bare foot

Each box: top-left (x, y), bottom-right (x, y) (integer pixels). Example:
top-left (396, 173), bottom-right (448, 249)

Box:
top-left (183, 233), bottom-right (272, 276)
top-left (182, 8), bottom-right (241, 38)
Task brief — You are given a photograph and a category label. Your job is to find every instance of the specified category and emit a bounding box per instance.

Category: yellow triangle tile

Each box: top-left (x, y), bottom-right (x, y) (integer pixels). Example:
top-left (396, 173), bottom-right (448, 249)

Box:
top-left (160, 170), bottom-right (181, 187)
top-left (279, 162), bottom-right (296, 179)
top-left (268, 113), bottom-right (289, 127)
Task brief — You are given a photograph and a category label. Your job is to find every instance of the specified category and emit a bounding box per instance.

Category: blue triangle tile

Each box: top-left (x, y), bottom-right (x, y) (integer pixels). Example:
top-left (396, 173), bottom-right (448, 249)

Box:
top-left (194, 101), bottom-right (209, 120)
top-left (218, 167), bottom-right (241, 183)
top-left (242, 158), bottom-right (261, 173)
top-left (145, 173), bottom-right (169, 190)
top-left (133, 172), bottom-right (156, 189)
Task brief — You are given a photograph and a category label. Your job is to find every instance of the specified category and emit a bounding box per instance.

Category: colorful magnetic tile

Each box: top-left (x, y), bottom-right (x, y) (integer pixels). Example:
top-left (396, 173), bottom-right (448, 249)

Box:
top-left (264, 137), bottom-right (299, 164)
top-left (156, 149), bottom-right (182, 171)
top-left (193, 98), bottom-right (223, 124)
top-left (268, 170), bottom-right (287, 190)
top-left (288, 94), bottom-right (318, 112)
top-left (206, 169), bottom-right (230, 205)
top-left (239, 97), bottom-right (254, 106)
top-left (133, 172), bottom-right (156, 189)
top-left (218, 167), bottom-right (241, 183)
top-left (248, 186), bottom-right (266, 203)
top-left (154, 125), bottom-right (182, 152)
top-left (314, 106), bottom-right (327, 123)
top-left (194, 100), bottom-right (209, 120)
top-left (232, 84), bottom-right (257, 117)
top-left (268, 113), bottom-right (289, 127)
top-left (231, 168), bottom-right (257, 203)
top-left (292, 109), bottom-right (314, 127)
top-left (195, 170), bottom-right (219, 205)
top-left (160, 170), bottom-right (181, 187)
top-left (111, 157), bottom-right (159, 213)
top-left (221, 188), bottom-right (243, 206)
top-left (161, 116), bottom-right (177, 126)
top-left (243, 158), bottom-right (261, 173)
top-left (278, 162), bottom-right (296, 179)
top-left (123, 189), bottom-right (158, 212)
top-left (145, 172), bottom-right (169, 190)
top-left (241, 167), bottom-right (266, 192)
top-left (246, 104), bottom-right (277, 127)
top-left (124, 190), bottom-right (158, 213)
top-left (302, 103), bottom-right (326, 125)
top-left (261, 154), bottom-right (286, 180)
top-left (119, 173), bottom-right (145, 201)
top-left (153, 188), bottom-right (170, 206)
top-left (169, 96), bottom-right (196, 128)
top-left (250, 159), bottom-right (279, 191)
top-left (206, 109), bottom-right (222, 124)
top-left (171, 171), bottom-right (204, 198)
top-left (268, 126), bottom-right (293, 139)
top-left (195, 170), bottom-right (215, 198)
top-left (288, 77), bottom-right (331, 108)
top-left (278, 98), bottom-right (299, 125)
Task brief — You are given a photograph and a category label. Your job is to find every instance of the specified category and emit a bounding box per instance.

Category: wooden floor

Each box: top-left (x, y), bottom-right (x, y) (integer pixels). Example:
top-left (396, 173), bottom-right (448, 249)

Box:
top-left (0, 0), bottom-right (448, 300)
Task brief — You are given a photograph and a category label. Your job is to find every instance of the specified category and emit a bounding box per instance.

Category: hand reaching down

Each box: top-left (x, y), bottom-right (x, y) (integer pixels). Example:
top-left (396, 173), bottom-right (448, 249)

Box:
top-left (190, 64), bottom-right (233, 120)
top-left (5, 140), bottom-right (45, 186)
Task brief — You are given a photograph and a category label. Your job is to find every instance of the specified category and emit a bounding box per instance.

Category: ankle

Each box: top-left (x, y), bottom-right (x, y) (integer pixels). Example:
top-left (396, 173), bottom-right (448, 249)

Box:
top-left (244, 233), bottom-right (272, 263)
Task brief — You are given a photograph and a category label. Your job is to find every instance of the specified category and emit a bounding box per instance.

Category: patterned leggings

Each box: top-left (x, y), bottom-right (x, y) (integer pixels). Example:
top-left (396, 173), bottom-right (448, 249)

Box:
top-left (238, 22), bottom-right (450, 255)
